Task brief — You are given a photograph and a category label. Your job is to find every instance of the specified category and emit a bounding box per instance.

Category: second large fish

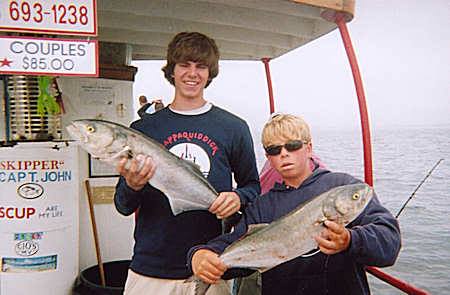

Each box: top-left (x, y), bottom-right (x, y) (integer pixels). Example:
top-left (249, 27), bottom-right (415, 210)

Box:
top-left (66, 119), bottom-right (218, 215)
top-left (191, 183), bottom-right (373, 294)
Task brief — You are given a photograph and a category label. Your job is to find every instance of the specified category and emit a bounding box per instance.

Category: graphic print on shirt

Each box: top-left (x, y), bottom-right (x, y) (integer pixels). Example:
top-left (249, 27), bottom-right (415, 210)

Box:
top-left (163, 130), bottom-right (220, 178)
top-left (169, 143), bottom-right (211, 177)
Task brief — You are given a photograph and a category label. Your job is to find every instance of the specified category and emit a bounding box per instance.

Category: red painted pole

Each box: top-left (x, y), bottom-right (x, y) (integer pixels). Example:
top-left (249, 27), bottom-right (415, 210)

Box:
top-left (261, 57), bottom-right (275, 114)
top-left (335, 13), bottom-right (429, 295)
top-left (335, 14), bottom-right (373, 186)
top-left (367, 267), bottom-right (429, 295)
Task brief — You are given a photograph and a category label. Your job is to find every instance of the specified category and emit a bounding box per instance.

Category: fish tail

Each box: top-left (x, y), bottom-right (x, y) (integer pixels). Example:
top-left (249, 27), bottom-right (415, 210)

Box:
top-left (195, 281), bottom-right (211, 295)
top-left (184, 276), bottom-right (211, 295)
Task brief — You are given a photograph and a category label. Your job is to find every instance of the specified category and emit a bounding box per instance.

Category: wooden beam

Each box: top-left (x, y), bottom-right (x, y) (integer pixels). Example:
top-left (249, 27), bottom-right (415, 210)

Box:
top-left (291, 0), bottom-right (355, 21)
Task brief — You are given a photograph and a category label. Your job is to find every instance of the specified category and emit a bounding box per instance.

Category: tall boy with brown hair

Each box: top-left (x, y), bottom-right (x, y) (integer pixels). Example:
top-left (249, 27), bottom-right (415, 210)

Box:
top-left (114, 32), bottom-right (260, 294)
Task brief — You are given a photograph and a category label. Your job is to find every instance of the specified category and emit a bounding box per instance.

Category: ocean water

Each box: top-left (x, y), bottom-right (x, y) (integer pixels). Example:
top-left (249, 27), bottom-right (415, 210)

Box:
top-left (311, 126), bottom-right (450, 294)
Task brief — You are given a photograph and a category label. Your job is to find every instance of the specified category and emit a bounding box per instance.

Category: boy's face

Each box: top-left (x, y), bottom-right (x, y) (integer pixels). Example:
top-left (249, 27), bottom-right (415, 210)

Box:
top-left (266, 139), bottom-right (312, 183)
top-left (173, 61), bottom-right (209, 100)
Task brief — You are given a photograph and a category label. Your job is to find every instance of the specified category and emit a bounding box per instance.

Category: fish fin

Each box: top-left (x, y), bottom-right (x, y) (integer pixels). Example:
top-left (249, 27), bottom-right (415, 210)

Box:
top-left (181, 158), bottom-right (204, 177)
top-left (245, 223), bottom-right (270, 236)
top-left (180, 158), bottom-right (219, 194)
top-left (184, 276), bottom-right (211, 295)
top-left (165, 193), bottom-right (209, 215)
top-left (109, 145), bottom-right (131, 160)
top-left (194, 281), bottom-right (211, 295)
top-left (259, 267), bottom-right (271, 273)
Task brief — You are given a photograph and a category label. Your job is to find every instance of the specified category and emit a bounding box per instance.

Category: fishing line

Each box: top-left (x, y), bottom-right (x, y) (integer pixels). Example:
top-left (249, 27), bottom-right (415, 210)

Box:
top-left (395, 158), bottom-right (444, 218)
top-left (300, 248), bottom-right (321, 258)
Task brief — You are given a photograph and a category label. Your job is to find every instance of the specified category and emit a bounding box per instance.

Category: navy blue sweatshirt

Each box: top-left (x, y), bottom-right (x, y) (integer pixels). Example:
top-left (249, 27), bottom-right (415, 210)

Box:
top-left (188, 168), bottom-right (401, 294)
top-left (114, 106), bottom-right (260, 279)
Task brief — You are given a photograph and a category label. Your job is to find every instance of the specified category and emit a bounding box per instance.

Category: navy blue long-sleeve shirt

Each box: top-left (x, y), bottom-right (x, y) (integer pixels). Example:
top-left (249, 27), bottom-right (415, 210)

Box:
top-left (114, 105), bottom-right (260, 279)
top-left (188, 168), bottom-right (401, 294)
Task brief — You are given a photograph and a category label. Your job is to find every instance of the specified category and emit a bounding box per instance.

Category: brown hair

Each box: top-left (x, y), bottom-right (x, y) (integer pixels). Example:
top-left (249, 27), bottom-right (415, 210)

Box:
top-left (138, 95), bottom-right (147, 104)
top-left (162, 32), bottom-right (220, 88)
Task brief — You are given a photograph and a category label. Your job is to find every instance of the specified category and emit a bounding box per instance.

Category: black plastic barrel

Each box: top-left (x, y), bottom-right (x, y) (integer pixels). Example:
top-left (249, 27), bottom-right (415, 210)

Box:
top-left (73, 260), bottom-right (131, 295)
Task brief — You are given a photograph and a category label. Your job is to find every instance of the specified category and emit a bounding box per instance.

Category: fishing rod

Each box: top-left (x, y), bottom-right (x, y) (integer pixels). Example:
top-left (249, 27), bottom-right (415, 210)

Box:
top-left (366, 159), bottom-right (443, 295)
top-left (395, 158), bottom-right (444, 218)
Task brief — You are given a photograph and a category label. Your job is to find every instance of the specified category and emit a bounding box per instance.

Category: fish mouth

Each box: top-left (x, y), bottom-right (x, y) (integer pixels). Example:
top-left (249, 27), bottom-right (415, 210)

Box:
top-left (66, 123), bottom-right (86, 142)
top-left (66, 123), bottom-right (102, 158)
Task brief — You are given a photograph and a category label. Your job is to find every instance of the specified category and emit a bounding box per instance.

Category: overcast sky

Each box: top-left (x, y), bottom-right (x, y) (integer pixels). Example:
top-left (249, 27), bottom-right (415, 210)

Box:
top-left (133, 0), bottom-right (450, 133)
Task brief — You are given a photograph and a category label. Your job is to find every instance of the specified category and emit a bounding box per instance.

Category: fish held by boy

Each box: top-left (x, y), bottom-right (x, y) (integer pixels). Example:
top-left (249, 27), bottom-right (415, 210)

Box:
top-left (190, 183), bottom-right (373, 294)
top-left (66, 119), bottom-right (218, 215)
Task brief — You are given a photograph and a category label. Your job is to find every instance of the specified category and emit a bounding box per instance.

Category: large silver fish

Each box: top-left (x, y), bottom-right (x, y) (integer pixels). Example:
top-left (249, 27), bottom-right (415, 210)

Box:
top-left (192, 183), bottom-right (373, 294)
top-left (66, 119), bottom-right (218, 215)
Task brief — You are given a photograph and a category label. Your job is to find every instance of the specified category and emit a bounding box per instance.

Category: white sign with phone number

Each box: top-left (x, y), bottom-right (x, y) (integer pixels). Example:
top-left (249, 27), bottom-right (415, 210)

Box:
top-left (0, 0), bottom-right (96, 36)
top-left (0, 35), bottom-right (98, 76)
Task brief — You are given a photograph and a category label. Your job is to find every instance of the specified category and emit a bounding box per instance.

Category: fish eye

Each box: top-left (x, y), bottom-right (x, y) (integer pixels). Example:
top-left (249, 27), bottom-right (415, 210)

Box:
top-left (352, 193), bottom-right (360, 200)
top-left (86, 125), bottom-right (95, 133)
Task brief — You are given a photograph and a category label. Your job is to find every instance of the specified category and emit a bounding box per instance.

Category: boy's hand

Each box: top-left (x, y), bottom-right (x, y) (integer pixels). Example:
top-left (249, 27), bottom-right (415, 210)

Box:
top-left (116, 155), bottom-right (156, 191)
top-left (209, 192), bottom-right (241, 219)
top-left (315, 220), bottom-right (351, 255)
top-left (192, 249), bottom-right (227, 284)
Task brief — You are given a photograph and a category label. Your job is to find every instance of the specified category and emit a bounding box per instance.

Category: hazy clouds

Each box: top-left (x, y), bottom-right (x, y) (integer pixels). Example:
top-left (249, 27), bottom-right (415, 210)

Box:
top-left (133, 1), bottom-right (450, 133)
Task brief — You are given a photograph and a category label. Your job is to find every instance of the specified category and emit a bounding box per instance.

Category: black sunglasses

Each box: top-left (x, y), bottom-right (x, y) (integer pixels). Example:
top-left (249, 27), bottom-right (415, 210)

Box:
top-left (264, 140), bottom-right (308, 156)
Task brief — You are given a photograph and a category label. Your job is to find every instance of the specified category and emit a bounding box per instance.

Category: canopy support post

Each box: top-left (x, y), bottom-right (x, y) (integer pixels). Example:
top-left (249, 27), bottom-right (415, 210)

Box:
top-left (335, 13), bottom-right (429, 295)
top-left (261, 58), bottom-right (275, 114)
top-left (335, 13), bottom-right (373, 186)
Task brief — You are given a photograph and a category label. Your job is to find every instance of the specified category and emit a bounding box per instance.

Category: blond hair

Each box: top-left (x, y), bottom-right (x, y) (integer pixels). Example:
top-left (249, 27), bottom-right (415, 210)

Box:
top-left (262, 114), bottom-right (311, 147)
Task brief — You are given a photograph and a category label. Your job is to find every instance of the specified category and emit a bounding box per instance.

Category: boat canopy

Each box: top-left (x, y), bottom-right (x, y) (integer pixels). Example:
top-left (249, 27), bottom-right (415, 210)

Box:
top-left (96, 0), bottom-right (354, 60)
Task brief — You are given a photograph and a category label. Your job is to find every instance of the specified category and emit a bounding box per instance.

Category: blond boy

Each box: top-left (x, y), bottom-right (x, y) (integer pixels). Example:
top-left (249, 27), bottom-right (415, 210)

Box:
top-left (188, 114), bottom-right (401, 295)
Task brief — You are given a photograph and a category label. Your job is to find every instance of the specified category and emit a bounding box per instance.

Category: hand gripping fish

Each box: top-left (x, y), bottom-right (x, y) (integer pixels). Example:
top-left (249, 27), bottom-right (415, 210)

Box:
top-left (190, 183), bottom-right (373, 294)
top-left (66, 119), bottom-right (218, 215)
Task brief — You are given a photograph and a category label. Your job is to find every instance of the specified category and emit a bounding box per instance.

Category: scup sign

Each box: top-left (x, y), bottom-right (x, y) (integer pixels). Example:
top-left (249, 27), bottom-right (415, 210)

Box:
top-left (0, 0), bottom-right (97, 36)
top-left (0, 35), bottom-right (98, 76)
top-left (17, 183), bottom-right (44, 200)
top-left (0, 207), bottom-right (36, 219)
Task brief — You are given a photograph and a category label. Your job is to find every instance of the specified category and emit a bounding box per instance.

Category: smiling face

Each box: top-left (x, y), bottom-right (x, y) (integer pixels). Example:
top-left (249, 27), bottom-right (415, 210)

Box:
top-left (162, 32), bottom-right (219, 90)
top-left (173, 61), bottom-right (209, 101)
